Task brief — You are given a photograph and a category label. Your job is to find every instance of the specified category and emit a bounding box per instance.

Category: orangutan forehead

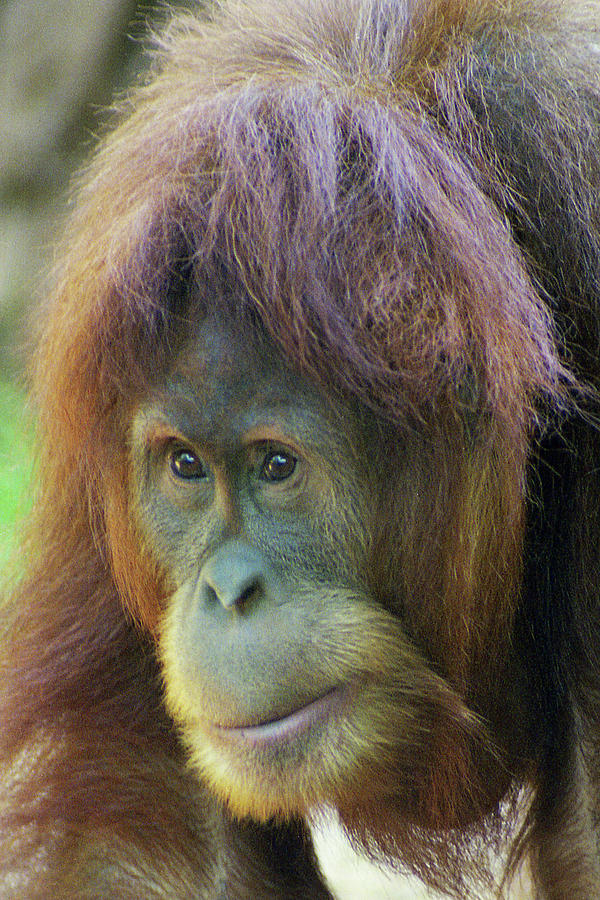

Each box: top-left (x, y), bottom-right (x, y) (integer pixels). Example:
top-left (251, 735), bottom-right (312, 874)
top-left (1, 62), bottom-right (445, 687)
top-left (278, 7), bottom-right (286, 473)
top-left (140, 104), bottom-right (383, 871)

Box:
top-left (141, 310), bottom-right (363, 451)
top-left (168, 315), bottom-right (307, 418)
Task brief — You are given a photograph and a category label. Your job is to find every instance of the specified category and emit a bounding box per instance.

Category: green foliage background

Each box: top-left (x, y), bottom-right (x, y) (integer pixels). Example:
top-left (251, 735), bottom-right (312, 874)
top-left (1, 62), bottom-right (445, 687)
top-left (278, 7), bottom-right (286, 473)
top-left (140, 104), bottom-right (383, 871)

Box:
top-left (0, 380), bottom-right (31, 571)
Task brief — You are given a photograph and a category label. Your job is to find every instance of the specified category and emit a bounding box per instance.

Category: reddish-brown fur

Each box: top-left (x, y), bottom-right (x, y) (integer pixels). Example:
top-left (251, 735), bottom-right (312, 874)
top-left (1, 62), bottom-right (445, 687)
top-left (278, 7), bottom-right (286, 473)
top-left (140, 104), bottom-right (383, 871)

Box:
top-left (2, 1), bottom-right (600, 897)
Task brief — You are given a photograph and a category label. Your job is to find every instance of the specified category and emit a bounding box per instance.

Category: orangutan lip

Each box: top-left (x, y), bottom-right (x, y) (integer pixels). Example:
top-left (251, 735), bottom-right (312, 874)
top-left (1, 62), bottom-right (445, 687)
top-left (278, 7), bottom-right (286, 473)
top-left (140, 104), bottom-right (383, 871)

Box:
top-left (213, 687), bottom-right (346, 748)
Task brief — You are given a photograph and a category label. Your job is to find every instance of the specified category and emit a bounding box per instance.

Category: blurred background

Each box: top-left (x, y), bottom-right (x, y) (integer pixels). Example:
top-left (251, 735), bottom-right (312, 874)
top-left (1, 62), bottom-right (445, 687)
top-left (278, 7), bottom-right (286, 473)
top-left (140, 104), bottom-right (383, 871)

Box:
top-left (0, 0), bottom-right (196, 568)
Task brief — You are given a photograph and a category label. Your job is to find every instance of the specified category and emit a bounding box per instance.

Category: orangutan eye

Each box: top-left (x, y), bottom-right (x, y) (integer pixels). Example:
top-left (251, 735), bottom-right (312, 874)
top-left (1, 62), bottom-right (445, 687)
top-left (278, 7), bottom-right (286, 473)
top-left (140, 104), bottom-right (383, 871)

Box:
top-left (169, 447), bottom-right (207, 480)
top-left (260, 449), bottom-right (297, 483)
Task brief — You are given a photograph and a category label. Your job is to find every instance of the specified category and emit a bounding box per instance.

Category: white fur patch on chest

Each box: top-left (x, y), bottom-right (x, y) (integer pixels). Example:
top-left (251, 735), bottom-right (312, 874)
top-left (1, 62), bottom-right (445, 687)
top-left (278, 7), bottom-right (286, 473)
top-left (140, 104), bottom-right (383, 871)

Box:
top-left (309, 811), bottom-right (430, 900)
